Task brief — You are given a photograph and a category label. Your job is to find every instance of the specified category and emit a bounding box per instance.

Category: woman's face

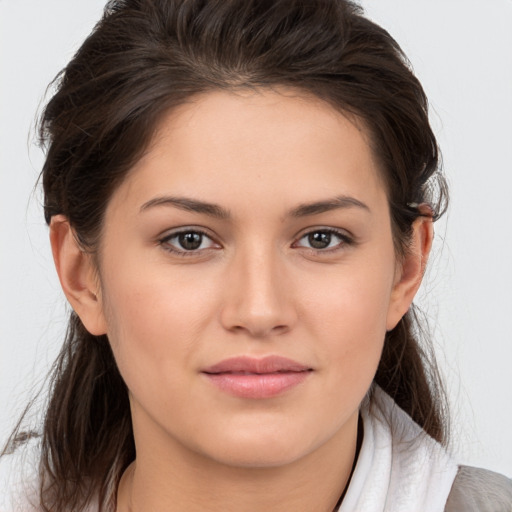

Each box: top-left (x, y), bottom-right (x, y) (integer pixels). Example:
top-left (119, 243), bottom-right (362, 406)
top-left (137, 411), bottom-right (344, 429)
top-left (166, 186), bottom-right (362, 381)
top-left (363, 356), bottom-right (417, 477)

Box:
top-left (95, 89), bottom-right (406, 468)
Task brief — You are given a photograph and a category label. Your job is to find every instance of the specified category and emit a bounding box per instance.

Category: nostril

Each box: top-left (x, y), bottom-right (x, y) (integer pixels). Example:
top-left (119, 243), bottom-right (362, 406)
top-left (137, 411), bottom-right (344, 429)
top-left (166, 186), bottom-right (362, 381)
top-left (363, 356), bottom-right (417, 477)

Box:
top-left (225, 322), bottom-right (290, 338)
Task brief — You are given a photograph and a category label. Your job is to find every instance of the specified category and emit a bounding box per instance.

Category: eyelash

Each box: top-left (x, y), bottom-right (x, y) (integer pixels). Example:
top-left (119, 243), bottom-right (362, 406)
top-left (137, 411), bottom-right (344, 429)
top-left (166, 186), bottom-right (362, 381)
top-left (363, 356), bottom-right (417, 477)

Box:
top-left (158, 227), bottom-right (354, 257)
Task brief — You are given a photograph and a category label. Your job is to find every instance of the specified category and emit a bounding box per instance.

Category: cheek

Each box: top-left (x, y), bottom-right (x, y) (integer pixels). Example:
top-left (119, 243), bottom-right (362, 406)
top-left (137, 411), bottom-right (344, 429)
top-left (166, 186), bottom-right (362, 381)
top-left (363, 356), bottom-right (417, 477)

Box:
top-left (301, 252), bottom-right (396, 383)
top-left (305, 259), bottom-right (394, 335)
top-left (98, 260), bottom-right (217, 402)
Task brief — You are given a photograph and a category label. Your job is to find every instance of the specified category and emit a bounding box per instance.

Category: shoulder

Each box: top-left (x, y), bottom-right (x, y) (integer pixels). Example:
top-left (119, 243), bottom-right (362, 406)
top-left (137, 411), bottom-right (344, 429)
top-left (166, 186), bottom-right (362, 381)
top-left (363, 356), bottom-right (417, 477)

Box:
top-left (0, 438), bottom-right (40, 512)
top-left (445, 465), bottom-right (512, 512)
top-left (1, 438), bottom-right (100, 512)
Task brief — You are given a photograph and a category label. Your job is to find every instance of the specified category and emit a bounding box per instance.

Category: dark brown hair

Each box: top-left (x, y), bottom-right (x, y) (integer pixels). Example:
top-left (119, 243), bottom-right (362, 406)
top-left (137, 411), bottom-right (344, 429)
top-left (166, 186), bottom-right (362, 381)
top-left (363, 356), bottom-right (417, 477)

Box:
top-left (5, 1), bottom-right (449, 510)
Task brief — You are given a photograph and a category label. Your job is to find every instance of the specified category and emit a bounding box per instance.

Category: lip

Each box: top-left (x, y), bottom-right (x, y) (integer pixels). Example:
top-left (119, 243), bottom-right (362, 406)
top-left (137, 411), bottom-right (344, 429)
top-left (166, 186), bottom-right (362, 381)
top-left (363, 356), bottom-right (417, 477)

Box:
top-left (201, 356), bottom-right (313, 399)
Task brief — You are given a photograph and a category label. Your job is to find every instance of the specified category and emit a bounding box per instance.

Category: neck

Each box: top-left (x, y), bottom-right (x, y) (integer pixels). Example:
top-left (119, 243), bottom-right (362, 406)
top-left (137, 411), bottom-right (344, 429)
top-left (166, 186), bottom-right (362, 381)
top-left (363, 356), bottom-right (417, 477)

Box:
top-left (117, 413), bottom-right (361, 512)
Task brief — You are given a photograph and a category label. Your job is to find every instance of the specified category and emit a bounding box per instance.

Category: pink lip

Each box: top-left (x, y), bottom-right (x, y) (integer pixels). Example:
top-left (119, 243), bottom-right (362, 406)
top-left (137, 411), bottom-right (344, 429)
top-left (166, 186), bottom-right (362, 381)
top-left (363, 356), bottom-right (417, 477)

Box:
top-left (202, 356), bottom-right (312, 399)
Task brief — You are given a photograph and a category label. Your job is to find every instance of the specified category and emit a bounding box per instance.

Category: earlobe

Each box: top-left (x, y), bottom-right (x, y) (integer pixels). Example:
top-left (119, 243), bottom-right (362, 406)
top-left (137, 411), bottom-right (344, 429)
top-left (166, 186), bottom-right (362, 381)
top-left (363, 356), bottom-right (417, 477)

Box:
top-left (50, 215), bottom-right (107, 336)
top-left (386, 212), bottom-right (434, 331)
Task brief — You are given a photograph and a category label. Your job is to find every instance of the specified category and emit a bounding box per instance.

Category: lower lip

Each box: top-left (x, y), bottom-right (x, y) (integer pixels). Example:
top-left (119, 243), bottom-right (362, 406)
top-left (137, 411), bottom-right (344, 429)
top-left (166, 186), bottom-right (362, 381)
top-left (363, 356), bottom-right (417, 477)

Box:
top-left (203, 371), bottom-right (311, 399)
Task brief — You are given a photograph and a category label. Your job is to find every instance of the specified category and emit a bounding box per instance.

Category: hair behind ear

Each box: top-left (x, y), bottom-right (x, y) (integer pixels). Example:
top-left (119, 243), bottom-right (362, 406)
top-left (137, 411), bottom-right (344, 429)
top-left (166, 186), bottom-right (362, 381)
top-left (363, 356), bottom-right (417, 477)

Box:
top-left (374, 307), bottom-right (448, 444)
top-left (39, 313), bottom-right (134, 511)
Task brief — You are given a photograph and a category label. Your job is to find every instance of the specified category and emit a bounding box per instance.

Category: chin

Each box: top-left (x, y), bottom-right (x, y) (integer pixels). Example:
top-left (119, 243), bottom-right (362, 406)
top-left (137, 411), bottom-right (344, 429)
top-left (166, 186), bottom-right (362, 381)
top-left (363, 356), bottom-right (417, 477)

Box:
top-left (209, 446), bottom-right (308, 470)
top-left (193, 426), bottom-right (322, 470)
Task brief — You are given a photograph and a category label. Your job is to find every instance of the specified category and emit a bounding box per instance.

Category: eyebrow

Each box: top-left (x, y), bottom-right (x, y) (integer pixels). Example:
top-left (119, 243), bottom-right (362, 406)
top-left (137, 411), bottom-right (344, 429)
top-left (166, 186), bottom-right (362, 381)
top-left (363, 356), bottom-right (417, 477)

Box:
top-left (140, 196), bottom-right (230, 219)
top-left (290, 196), bottom-right (370, 217)
top-left (139, 194), bottom-right (369, 219)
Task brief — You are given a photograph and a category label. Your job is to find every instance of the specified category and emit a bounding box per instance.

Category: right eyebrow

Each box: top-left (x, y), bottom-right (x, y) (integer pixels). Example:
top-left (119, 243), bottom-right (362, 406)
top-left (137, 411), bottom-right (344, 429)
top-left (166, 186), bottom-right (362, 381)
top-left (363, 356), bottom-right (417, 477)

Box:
top-left (139, 196), bottom-right (230, 219)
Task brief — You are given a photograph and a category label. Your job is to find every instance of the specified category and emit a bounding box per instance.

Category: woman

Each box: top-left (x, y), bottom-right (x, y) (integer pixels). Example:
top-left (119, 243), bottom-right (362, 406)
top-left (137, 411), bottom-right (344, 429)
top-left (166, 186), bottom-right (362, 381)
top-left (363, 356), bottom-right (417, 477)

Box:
top-left (1, 0), bottom-right (511, 510)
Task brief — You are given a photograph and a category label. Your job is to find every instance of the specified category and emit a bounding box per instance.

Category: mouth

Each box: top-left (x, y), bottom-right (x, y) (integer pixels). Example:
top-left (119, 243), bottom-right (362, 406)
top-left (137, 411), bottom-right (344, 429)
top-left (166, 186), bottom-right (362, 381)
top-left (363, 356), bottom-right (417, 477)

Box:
top-left (201, 356), bottom-right (313, 399)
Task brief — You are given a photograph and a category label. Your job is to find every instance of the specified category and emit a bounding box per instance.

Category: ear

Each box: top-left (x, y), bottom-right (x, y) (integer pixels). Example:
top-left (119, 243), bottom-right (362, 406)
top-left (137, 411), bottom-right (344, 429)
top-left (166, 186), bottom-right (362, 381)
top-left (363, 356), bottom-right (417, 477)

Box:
top-left (386, 212), bottom-right (434, 331)
top-left (50, 215), bottom-right (107, 336)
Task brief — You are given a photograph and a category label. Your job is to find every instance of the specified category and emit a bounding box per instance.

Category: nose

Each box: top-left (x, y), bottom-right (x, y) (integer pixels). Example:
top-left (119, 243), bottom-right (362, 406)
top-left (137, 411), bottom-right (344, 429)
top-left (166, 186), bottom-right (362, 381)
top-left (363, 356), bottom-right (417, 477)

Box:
top-left (219, 246), bottom-right (297, 338)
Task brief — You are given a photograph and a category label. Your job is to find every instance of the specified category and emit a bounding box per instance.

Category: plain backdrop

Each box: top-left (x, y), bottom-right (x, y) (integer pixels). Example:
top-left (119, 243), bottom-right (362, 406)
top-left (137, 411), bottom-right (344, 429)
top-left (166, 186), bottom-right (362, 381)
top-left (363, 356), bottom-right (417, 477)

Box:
top-left (1, 0), bottom-right (511, 476)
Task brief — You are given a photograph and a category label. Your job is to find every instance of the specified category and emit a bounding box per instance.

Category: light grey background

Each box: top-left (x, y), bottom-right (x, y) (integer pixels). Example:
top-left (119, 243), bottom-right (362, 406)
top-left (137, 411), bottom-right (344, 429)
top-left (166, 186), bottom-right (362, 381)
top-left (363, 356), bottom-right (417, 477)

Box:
top-left (1, 0), bottom-right (511, 476)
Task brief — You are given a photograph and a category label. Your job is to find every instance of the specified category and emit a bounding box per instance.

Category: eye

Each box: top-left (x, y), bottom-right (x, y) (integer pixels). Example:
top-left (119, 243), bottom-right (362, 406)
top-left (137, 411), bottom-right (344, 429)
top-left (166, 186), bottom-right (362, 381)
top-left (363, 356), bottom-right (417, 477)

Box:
top-left (160, 229), bottom-right (219, 254)
top-left (294, 229), bottom-right (352, 251)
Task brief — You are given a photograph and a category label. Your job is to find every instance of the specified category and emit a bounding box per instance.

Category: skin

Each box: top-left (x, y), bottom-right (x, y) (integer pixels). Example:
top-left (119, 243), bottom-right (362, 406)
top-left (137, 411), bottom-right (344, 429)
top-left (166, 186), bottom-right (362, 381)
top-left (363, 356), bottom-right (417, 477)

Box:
top-left (50, 88), bottom-right (433, 511)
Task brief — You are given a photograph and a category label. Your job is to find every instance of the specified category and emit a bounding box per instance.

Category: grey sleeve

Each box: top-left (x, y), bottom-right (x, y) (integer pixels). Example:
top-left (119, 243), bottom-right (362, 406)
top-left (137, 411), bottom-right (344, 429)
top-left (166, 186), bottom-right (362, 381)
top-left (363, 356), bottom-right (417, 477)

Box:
top-left (445, 465), bottom-right (512, 512)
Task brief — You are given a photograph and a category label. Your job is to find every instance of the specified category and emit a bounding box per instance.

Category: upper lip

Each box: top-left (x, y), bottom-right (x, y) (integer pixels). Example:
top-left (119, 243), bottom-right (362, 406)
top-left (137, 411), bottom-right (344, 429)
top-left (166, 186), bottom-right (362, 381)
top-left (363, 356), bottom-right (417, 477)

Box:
top-left (202, 356), bottom-right (312, 374)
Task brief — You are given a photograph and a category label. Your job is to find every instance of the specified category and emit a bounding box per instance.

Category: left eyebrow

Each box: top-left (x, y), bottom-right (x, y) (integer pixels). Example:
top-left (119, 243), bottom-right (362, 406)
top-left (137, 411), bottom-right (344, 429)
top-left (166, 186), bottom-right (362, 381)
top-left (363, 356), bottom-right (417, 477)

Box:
top-left (289, 195), bottom-right (370, 217)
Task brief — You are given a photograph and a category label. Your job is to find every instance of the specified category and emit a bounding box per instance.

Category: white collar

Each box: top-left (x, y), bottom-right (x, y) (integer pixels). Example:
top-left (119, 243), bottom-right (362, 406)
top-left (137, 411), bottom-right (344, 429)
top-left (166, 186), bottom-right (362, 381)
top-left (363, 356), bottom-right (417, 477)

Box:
top-left (338, 386), bottom-right (458, 512)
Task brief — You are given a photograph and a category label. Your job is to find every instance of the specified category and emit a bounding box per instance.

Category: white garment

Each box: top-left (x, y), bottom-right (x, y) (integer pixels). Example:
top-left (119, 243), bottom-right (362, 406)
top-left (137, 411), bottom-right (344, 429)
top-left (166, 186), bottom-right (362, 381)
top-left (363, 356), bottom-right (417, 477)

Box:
top-left (1, 386), bottom-right (458, 512)
top-left (0, 437), bottom-right (40, 512)
top-left (339, 386), bottom-right (458, 512)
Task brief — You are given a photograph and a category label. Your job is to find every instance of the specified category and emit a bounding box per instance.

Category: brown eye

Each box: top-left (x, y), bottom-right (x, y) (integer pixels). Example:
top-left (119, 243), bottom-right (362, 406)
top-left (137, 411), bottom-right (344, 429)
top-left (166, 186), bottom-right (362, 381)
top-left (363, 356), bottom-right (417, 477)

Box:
top-left (178, 232), bottom-right (203, 250)
top-left (294, 229), bottom-right (352, 252)
top-left (308, 231), bottom-right (332, 249)
top-left (160, 229), bottom-right (218, 255)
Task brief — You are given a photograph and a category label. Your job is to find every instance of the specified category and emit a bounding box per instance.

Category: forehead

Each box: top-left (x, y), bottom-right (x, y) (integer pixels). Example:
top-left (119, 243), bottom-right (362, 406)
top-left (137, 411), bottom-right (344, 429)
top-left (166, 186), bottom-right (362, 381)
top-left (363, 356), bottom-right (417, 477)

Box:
top-left (109, 87), bottom-right (387, 217)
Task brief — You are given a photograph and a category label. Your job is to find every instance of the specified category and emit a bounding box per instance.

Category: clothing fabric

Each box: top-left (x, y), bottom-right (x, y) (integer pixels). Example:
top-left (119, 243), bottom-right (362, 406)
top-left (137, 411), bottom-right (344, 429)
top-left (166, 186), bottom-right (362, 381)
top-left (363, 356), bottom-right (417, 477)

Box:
top-left (445, 465), bottom-right (512, 511)
top-left (337, 386), bottom-right (459, 512)
top-left (0, 438), bottom-right (40, 512)
top-left (1, 386), bottom-right (511, 511)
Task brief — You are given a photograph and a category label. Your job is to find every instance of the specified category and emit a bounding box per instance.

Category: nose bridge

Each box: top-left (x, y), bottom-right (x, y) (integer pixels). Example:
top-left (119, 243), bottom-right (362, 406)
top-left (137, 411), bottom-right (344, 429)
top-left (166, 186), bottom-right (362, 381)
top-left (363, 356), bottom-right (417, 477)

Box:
top-left (221, 240), bottom-right (295, 337)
